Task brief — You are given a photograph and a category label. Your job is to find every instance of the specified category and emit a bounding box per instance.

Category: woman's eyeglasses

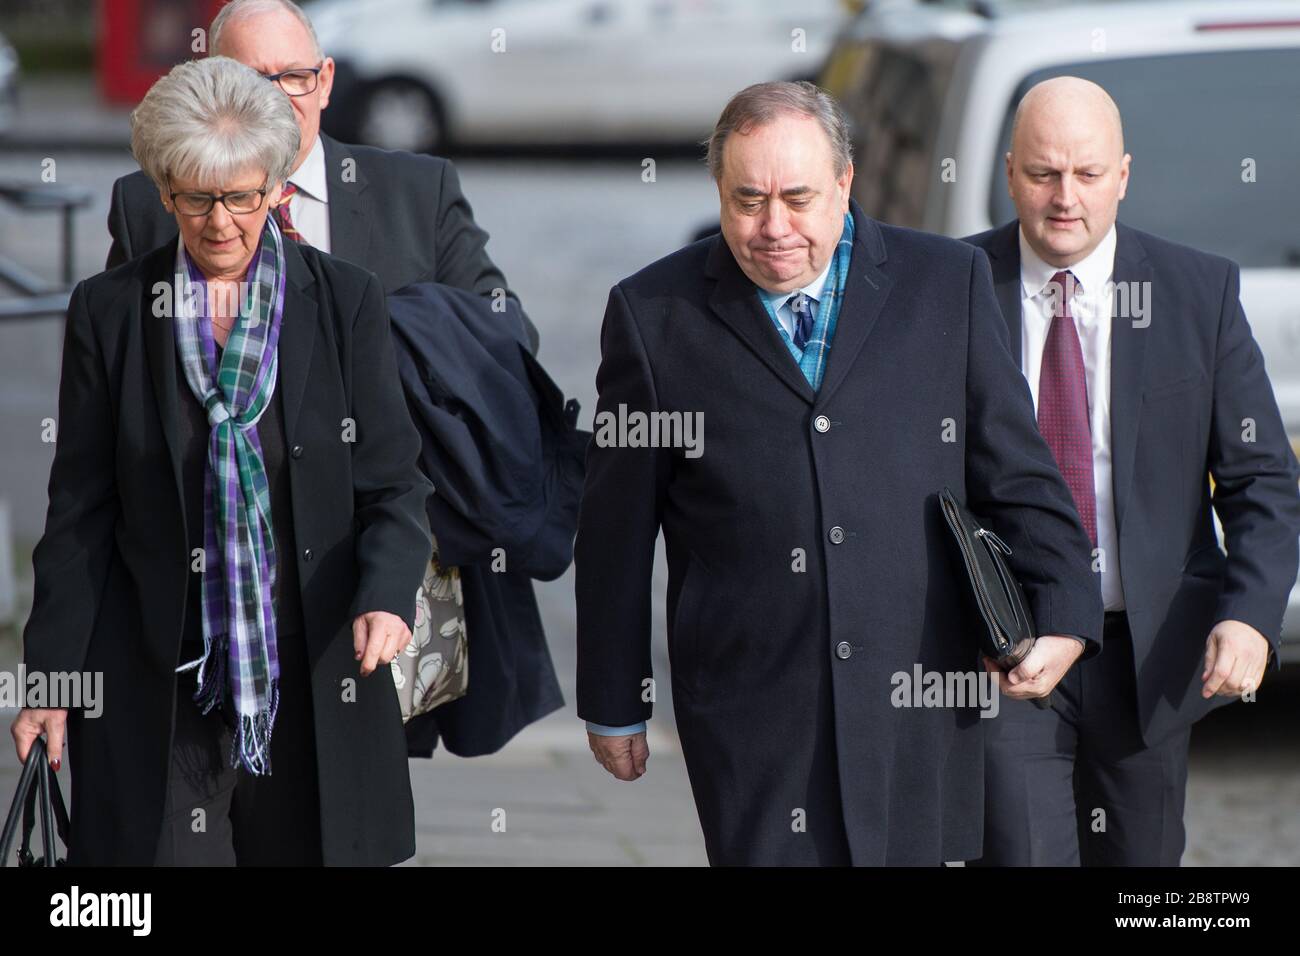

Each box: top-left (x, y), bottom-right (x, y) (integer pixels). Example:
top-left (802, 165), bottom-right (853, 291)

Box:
top-left (168, 179), bottom-right (270, 216)
top-left (263, 65), bottom-right (323, 97)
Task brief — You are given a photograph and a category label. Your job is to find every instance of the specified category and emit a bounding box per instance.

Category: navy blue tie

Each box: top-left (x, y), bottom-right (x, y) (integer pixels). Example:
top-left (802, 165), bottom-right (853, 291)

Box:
top-left (790, 292), bottom-right (816, 351)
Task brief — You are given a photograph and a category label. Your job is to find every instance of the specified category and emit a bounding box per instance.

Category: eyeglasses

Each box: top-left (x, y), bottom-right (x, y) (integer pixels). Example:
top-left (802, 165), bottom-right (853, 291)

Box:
top-left (262, 65), bottom-right (323, 97)
top-left (167, 178), bottom-right (269, 216)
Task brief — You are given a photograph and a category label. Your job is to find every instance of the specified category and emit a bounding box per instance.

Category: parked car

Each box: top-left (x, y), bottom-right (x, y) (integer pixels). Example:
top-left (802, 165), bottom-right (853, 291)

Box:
top-left (822, 0), bottom-right (1300, 658)
top-left (307, 0), bottom-right (852, 153)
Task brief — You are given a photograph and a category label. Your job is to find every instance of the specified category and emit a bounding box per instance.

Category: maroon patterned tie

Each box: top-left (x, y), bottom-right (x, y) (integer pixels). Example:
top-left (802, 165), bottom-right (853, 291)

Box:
top-left (1037, 270), bottom-right (1097, 546)
top-left (274, 182), bottom-right (307, 245)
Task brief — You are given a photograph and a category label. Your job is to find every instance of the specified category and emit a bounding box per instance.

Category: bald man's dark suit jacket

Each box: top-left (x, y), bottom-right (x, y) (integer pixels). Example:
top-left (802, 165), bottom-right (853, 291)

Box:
top-left (576, 201), bottom-right (1103, 866)
top-left (105, 133), bottom-right (539, 353)
top-left (966, 220), bottom-right (1300, 746)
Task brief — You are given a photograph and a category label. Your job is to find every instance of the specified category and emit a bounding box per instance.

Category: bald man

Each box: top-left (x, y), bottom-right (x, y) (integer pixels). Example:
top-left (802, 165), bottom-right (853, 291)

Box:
top-left (965, 77), bottom-right (1300, 866)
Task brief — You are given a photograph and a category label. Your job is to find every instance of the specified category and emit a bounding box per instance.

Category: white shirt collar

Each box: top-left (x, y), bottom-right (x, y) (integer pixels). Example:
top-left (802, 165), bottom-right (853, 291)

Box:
top-left (288, 134), bottom-right (327, 203)
top-left (1018, 223), bottom-right (1116, 300)
top-left (758, 257), bottom-right (835, 309)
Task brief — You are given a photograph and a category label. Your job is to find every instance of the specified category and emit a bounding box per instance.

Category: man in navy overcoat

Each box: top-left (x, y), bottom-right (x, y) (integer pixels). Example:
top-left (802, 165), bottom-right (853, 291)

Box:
top-left (575, 82), bottom-right (1103, 865)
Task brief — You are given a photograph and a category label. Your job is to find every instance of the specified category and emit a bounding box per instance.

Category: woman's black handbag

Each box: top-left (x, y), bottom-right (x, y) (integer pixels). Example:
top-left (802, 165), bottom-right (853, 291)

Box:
top-left (0, 737), bottom-right (71, 867)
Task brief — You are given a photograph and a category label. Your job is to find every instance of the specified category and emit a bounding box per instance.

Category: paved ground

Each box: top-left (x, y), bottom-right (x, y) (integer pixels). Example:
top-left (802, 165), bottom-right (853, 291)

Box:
top-left (4, 629), bottom-right (1297, 866)
top-left (0, 79), bottom-right (1296, 866)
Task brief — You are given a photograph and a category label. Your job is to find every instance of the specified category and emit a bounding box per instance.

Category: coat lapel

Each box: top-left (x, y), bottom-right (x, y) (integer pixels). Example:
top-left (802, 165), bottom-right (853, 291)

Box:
top-left (1107, 224), bottom-right (1152, 533)
top-left (321, 135), bottom-right (374, 267)
top-left (142, 242), bottom-right (186, 504)
top-left (277, 239), bottom-right (320, 444)
top-left (705, 233), bottom-right (817, 405)
top-left (702, 201), bottom-right (891, 406)
top-left (815, 205), bottom-right (892, 407)
top-left (141, 237), bottom-right (320, 504)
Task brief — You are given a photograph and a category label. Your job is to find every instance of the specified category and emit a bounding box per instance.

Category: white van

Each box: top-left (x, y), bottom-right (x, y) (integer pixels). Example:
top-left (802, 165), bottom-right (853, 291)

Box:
top-left (822, 0), bottom-right (1300, 657)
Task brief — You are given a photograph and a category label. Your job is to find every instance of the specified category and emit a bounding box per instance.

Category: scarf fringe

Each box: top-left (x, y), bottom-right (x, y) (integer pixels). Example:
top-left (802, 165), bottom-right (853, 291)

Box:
top-left (192, 633), bottom-right (226, 716)
top-left (227, 678), bottom-right (280, 776)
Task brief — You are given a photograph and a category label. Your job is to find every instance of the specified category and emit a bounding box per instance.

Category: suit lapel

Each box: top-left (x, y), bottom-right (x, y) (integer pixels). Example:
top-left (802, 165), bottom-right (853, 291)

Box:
top-left (1107, 224), bottom-right (1152, 533)
top-left (815, 206), bottom-right (892, 407)
top-left (985, 220), bottom-right (1150, 532)
top-left (277, 239), bottom-right (320, 444)
top-left (321, 135), bottom-right (374, 268)
top-left (982, 220), bottom-right (1024, 366)
top-left (705, 234), bottom-right (817, 405)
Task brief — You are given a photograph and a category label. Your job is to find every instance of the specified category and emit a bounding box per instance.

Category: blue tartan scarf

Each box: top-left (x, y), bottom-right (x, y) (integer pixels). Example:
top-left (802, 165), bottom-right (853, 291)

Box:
top-left (758, 211), bottom-right (855, 391)
top-left (173, 216), bottom-right (287, 775)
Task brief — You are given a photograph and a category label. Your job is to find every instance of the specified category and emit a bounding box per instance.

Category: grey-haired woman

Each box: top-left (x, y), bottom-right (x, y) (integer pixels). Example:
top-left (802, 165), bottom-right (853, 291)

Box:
top-left (10, 55), bottom-right (431, 865)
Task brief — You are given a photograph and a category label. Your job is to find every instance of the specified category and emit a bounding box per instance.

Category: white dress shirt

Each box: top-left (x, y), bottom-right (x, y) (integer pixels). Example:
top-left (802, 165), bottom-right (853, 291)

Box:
top-left (283, 134), bottom-right (330, 252)
top-left (1019, 225), bottom-right (1124, 610)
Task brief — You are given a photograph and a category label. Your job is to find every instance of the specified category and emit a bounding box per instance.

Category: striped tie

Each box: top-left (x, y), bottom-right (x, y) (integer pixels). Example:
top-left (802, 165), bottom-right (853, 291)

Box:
top-left (790, 291), bottom-right (817, 351)
top-left (274, 182), bottom-right (307, 245)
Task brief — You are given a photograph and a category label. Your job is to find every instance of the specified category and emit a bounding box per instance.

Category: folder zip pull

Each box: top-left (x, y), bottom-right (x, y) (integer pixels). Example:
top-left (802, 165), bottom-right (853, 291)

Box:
top-left (975, 527), bottom-right (1012, 555)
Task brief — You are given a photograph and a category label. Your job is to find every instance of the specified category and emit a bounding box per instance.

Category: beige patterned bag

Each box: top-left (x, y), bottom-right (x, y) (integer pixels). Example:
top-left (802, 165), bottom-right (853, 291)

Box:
top-left (392, 545), bottom-right (468, 722)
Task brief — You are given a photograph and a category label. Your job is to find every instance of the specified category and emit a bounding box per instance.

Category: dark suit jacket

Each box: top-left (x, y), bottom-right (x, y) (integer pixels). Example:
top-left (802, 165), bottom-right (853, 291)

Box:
top-left (575, 201), bottom-right (1103, 866)
top-left (21, 237), bottom-right (433, 865)
top-left (388, 281), bottom-right (591, 755)
top-left (105, 133), bottom-right (539, 353)
top-left (966, 220), bottom-right (1300, 745)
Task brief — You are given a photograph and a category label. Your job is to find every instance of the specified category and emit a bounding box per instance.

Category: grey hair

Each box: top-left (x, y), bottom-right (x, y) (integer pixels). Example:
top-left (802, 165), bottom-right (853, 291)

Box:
top-left (210, 0), bottom-right (324, 60)
top-left (705, 81), bottom-right (853, 181)
top-left (130, 55), bottom-right (300, 192)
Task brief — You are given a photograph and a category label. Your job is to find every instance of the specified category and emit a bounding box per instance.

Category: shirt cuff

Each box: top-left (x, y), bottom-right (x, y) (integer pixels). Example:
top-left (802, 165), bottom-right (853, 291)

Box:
top-left (585, 720), bottom-right (648, 736)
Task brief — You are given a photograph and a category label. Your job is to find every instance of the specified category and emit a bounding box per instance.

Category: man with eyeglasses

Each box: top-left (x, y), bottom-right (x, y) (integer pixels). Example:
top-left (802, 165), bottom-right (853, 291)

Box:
top-left (106, 0), bottom-right (538, 353)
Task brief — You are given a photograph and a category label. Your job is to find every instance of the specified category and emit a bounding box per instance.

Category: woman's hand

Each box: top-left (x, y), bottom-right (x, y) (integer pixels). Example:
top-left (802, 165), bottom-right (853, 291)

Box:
top-left (10, 708), bottom-right (68, 771)
top-left (352, 611), bottom-right (412, 676)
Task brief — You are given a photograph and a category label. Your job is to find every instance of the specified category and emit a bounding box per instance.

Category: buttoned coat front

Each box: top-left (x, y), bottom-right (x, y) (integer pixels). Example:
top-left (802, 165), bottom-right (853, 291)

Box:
top-left (575, 203), bottom-right (1103, 865)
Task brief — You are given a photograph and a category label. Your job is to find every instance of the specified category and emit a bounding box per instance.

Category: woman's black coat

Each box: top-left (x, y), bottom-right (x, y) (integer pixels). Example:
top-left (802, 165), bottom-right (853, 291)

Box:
top-left (21, 237), bottom-right (433, 866)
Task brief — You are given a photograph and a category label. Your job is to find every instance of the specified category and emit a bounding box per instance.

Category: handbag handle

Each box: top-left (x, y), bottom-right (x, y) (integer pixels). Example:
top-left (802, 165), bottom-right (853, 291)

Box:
top-left (34, 751), bottom-right (57, 866)
top-left (0, 738), bottom-right (44, 866)
top-left (0, 738), bottom-right (70, 867)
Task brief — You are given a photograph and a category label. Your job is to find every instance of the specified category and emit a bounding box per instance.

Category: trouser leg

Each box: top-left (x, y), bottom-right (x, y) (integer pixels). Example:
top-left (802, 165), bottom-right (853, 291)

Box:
top-left (1075, 617), bottom-right (1190, 867)
top-left (154, 675), bottom-right (238, 867)
top-left (230, 630), bottom-right (324, 866)
top-left (971, 665), bottom-right (1083, 866)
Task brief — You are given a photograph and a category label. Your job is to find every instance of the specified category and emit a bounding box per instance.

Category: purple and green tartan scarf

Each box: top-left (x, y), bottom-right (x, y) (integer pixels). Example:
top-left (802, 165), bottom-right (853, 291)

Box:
top-left (173, 216), bottom-right (286, 775)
